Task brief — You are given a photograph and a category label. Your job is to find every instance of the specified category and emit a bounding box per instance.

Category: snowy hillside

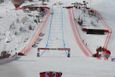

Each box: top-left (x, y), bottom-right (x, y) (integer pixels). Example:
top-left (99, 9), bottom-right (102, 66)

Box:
top-left (92, 0), bottom-right (115, 57)
top-left (0, 1), bottom-right (44, 54)
top-left (0, 0), bottom-right (115, 77)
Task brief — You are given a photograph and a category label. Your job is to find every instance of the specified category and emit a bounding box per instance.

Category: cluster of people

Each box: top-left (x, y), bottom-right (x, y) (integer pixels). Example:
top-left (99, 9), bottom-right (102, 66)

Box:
top-left (92, 46), bottom-right (111, 60)
top-left (77, 17), bottom-right (83, 26)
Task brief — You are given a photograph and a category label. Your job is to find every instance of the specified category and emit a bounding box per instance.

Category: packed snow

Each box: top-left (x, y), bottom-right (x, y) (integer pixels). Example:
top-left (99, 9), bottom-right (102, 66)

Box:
top-left (0, 0), bottom-right (115, 77)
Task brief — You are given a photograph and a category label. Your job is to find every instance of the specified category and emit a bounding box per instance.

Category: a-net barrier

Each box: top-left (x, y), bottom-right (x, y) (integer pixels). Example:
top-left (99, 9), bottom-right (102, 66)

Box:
top-left (37, 48), bottom-right (71, 57)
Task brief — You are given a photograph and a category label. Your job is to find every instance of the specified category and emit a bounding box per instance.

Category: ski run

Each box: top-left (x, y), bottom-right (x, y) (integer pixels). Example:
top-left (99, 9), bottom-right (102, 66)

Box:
top-left (0, 0), bottom-right (115, 77)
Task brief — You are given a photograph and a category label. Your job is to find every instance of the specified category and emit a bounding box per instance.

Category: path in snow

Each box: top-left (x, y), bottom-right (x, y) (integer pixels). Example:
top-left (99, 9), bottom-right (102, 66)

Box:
top-left (27, 5), bottom-right (84, 58)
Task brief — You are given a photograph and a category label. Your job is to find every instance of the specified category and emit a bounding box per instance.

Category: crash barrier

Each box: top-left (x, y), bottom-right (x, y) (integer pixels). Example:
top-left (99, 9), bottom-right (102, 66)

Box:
top-left (37, 48), bottom-right (71, 57)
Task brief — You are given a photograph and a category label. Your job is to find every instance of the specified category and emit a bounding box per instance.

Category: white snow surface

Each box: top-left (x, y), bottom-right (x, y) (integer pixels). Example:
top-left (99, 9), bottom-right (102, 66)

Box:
top-left (0, 0), bottom-right (115, 77)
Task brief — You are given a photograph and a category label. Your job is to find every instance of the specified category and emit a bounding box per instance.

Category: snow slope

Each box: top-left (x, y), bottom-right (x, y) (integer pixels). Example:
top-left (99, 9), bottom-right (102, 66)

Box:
top-left (72, 4), bottom-right (109, 55)
top-left (0, 0), bottom-right (115, 77)
top-left (0, 1), bottom-right (42, 54)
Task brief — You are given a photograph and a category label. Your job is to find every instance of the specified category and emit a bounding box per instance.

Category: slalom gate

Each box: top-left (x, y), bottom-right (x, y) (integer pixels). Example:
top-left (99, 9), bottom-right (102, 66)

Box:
top-left (37, 48), bottom-right (71, 58)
